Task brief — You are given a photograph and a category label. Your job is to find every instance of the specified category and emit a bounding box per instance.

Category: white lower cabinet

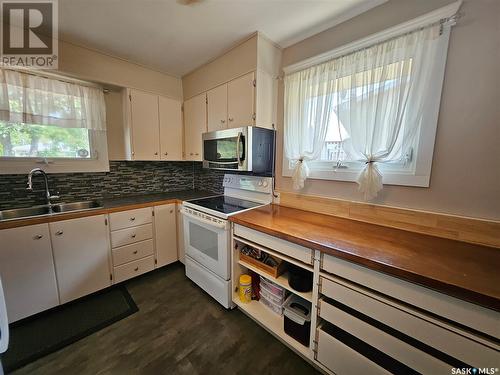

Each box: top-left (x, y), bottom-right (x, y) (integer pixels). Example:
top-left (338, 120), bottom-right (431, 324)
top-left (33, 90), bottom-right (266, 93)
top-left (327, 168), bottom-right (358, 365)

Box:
top-left (154, 203), bottom-right (178, 267)
top-left (0, 224), bottom-right (59, 323)
top-left (50, 215), bottom-right (111, 304)
top-left (113, 255), bottom-right (155, 283)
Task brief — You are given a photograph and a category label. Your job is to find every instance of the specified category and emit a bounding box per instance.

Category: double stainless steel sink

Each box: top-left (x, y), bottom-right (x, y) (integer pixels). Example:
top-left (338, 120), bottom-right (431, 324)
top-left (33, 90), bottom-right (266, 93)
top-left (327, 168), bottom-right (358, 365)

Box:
top-left (0, 200), bottom-right (103, 221)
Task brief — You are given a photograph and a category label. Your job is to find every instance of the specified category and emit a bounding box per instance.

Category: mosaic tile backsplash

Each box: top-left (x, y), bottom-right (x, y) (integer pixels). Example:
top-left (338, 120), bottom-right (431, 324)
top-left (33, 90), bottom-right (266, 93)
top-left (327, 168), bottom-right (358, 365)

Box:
top-left (0, 161), bottom-right (225, 210)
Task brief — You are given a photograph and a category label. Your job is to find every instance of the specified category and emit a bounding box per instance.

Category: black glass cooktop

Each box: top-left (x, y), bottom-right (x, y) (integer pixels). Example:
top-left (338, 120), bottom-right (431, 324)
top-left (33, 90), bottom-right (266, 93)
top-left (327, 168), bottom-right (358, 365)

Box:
top-left (187, 195), bottom-right (262, 215)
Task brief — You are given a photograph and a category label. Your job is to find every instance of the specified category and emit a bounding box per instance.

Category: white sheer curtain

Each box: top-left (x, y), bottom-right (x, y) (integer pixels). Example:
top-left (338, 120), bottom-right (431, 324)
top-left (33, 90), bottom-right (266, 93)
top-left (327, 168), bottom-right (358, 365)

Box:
top-left (284, 64), bottom-right (338, 190)
top-left (0, 68), bottom-right (106, 131)
top-left (284, 24), bottom-right (447, 198)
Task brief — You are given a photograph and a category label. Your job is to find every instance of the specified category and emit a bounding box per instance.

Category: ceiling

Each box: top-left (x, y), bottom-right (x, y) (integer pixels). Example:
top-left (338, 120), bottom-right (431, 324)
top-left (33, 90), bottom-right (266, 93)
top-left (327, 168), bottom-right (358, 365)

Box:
top-left (59, 0), bottom-right (386, 77)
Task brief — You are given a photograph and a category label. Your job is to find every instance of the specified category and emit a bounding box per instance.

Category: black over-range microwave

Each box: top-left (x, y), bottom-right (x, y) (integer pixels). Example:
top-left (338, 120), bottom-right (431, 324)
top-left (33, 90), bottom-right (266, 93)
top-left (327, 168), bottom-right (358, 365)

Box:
top-left (202, 126), bottom-right (275, 175)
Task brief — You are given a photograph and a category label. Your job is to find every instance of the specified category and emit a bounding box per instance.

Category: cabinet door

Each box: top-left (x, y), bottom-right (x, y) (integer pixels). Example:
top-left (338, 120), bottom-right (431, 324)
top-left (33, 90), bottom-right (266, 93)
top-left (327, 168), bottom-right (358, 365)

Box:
top-left (177, 205), bottom-right (185, 264)
top-left (184, 93), bottom-right (207, 161)
top-left (154, 204), bottom-right (178, 267)
top-left (129, 89), bottom-right (160, 160)
top-left (207, 84), bottom-right (227, 132)
top-left (0, 224), bottom-right (59, 322)
top-left (227, 72), bottom-right (255, 128)
top-left (50, 215), bottom-right (111, 304)
top-left (159, 96), bottom-right (183, 160)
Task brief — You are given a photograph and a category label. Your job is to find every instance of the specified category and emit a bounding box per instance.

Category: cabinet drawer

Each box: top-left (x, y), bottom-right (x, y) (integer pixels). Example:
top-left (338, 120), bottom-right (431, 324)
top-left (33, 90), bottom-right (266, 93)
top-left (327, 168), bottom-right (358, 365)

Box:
top-left (320, 253), bottom-right (499, 338)
top-left (234, 224), bottom-right (313, 265)
top-left (316, 326), bottom-right (389, 375)
top-left (111, 224), bottom-right (153, 248)
top-left (113, 256), bottom-right (155, 283)
top-left (112, 239), bottom-right (154, 266)
top-left (319, 298), bottom-right (451, 373)
top-left (319, 276), bottom-right (499, 368)
top-left (109, 207), bottom-right (152, 231)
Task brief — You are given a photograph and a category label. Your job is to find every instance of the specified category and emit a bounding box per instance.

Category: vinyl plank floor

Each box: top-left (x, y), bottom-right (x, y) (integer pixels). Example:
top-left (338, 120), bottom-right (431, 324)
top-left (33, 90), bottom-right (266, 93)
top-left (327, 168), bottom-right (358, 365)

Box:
top-left (12, 263), bottom-right (319, 375)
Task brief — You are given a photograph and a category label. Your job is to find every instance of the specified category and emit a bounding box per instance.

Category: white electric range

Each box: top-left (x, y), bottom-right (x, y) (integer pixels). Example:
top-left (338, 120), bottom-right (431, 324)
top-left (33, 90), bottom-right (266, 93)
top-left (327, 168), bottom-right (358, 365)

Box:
top-left (182, 174), bottom-right (273, 308)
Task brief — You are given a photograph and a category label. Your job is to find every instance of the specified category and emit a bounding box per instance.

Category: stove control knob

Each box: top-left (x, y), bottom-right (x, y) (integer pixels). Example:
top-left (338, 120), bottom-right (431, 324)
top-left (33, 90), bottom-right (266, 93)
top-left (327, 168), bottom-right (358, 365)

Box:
top-left (263, 180), bottom-right (269, 188)
top-left (258, 180), bottom-right (263, 186)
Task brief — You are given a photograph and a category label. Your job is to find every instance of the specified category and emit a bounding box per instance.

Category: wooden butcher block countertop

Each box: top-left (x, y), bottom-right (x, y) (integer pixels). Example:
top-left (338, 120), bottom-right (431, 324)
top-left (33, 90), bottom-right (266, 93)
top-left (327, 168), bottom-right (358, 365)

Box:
top-left (230, 204), bottom-right (500, 311)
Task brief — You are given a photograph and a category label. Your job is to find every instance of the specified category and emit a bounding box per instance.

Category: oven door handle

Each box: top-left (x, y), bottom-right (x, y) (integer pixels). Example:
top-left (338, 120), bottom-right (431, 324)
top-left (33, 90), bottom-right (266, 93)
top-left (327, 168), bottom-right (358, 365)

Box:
top-left (182, 208), bottom-right (228, 230)
top-left (236, 132), bottom-right (242, 166)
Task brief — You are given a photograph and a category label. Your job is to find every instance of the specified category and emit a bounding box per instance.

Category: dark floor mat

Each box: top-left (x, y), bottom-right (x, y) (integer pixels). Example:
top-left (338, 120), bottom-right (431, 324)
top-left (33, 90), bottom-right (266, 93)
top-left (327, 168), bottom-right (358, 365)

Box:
top-left (1, 285), bottom-right (138, 373)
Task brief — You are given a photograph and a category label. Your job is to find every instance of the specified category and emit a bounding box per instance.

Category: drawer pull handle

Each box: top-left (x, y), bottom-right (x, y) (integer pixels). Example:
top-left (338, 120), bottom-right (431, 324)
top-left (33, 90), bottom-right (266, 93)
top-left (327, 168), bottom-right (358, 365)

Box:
top-left (134, 267), bottom-right (139, 271)
top-left (133, 250), bottom-right (138, 254)
top-left (131, 234), bottom-right (136, 238)
top-left (33, 234), bottom-right (43, 240)
top-left (130, 217), bottom-right (135, 221)
top-left (55, 230), bottom-right (63, 236)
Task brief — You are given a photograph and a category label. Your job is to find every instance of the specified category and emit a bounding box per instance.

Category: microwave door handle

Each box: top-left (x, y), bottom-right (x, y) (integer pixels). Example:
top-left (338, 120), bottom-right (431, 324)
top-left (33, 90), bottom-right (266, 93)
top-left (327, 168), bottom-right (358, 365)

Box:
top-left (236, 132), bottom-right (242, 166)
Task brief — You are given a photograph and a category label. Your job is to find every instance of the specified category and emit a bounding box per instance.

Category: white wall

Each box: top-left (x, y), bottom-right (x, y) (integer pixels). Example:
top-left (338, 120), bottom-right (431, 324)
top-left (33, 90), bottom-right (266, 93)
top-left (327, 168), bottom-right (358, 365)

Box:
top-left (275, 0), bottom-right (500, 220)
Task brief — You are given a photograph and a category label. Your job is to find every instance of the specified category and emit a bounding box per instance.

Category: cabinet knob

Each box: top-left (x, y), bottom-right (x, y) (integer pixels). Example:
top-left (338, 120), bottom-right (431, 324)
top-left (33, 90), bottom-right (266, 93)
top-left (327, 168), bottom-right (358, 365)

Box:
top-left (221, 119), bottom-right (225, 124)
top-left (131, 234), bottom-right (136, 238)
top-left (134, 267), bottom-right (139, 272)
top-left (228, 117), bottom-right (234, 122)
top-left (131, 152), bottom-right (135, 156)
top-left (33, 234), bottom-right (43, 240)
top-left (170, 210), bottom-right (174, 214)
top-left (133, 250), bottom-right (138, 254)
top-left (130, 217), bottom-right (135, 221)
top-left (164, 152), bottom-right (168, 156)
top-left (55, 230), bottom-right (63, 236)
top-left (195, 153), bottom-right (199, 156)
top-left (154, 152), bottom-right (158, 155)
top-left (190, 153), bottom-right (193, 156)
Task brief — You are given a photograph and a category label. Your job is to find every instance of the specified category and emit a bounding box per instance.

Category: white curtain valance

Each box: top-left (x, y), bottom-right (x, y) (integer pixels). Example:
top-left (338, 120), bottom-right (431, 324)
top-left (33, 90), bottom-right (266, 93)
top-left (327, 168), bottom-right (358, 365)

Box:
top-left (284, 23), bottom-right (449, 199)
top-left (0, 69), bottom-right (106, 131)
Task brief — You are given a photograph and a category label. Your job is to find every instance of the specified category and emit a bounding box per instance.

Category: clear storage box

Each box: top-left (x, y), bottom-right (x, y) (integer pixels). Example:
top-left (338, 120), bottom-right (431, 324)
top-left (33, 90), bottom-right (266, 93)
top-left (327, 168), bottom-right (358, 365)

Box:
top-left (259, 275), bottom-right (286, 298)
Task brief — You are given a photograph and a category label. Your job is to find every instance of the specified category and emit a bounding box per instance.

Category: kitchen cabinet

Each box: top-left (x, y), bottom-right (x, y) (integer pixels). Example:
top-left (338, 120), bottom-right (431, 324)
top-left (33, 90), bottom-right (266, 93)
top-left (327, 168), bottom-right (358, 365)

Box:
top-left (207, 84), bottom-right (228, 131)
top-left (177, 204), bottom-right (185, 264)
top-left (116, 88), bottom-right (183, 161)
top-left (154, 203), bottom-right (178, 267)
top-left (128, 89), bottom-right (160, 160)
top-left (184, 93), bottom-right (207, 161)
top-left (50, 215), bottom-right (111, 304)
top-left (159, 96), bottom-right (183, 160)
top-left (0, 224), bottom-right (59, 323)
top-left (227, 72), bottom-right (255, 128)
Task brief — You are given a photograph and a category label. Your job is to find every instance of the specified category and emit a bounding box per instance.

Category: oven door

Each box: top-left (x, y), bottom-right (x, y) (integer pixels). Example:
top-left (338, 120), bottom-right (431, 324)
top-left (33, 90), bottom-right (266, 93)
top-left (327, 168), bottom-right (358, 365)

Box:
top-left (183, 208), bottom-right (230, 280)
top-left (202, 127), bottom-right (248, 171)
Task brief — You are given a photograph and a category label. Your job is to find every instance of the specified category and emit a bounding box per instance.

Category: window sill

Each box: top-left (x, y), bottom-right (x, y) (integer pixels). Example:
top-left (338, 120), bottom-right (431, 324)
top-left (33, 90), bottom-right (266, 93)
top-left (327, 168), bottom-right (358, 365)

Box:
top-left (282, 164), bottom-right (430, 188)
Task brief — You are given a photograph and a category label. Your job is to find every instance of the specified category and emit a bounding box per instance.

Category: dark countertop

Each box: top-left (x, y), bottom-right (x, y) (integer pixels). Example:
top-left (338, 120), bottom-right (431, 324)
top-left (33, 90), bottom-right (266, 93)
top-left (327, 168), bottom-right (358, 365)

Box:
top-left (101, 190), bottom-right (218, 209)
top-left (229, 204), bottom-right (500, 311)
top-left (0, 190), bottom-right (216, 230)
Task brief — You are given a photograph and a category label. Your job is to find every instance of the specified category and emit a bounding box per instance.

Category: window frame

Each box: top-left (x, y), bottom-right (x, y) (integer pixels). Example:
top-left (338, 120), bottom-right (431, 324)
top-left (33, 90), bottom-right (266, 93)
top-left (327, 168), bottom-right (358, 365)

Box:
top-left (281, 2), bottom-right (458, 188)
top-left (0, 128), bottom-right (109, 174)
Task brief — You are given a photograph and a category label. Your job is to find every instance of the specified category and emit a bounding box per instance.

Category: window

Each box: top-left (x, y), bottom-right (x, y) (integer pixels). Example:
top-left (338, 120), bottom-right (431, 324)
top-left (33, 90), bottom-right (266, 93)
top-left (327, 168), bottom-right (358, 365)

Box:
top-left (283, 6), bottom-right (457, 199)
top-left (0, 68), bottom-right (108, 174)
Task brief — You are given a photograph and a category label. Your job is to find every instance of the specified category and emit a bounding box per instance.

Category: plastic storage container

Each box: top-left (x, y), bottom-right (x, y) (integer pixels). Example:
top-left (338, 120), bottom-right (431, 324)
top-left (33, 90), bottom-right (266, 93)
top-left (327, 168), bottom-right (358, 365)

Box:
top-left (283, 294), bottom-right (312, 346)
top-left (259, 276), bottom-right (286, 298)
top-left (260, 294), bottom-right (283, 315)
top-left (260, 283), bottom-right (287, 305)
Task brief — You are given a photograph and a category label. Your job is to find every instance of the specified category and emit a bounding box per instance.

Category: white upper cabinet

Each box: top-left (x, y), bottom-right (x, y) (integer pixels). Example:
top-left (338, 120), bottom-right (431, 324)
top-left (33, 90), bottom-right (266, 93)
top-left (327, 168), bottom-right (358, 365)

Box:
top-left (115, 88), bottom-right (183, 161)
top-left (159, 96), bottom-right (183, 160)
top-left (154, 203), bottom-right (178, 267)
top-left (128, 89), bottom-right (160, 160)
top-left (50, 215), bottom-right (111, 304)
top-left (184, 93), bottom-right (207, 161)
top-left (227, 72), bottom-right (255, 128)
top-left (207, 84), bottom-right (228, 132)
top-left (0, 224), bottom-right (59, 323)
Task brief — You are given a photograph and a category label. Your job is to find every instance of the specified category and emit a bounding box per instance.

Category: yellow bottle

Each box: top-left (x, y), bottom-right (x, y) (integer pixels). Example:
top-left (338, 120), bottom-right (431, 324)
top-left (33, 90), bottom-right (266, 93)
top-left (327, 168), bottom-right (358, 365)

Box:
top-left (239, 274), bottom-right (252, 303)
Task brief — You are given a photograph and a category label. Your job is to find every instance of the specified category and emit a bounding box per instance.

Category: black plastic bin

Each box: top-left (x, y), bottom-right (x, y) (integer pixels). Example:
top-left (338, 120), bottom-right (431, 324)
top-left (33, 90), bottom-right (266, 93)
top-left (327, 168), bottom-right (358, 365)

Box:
top-left (283, 294), bottom-right (311, 346)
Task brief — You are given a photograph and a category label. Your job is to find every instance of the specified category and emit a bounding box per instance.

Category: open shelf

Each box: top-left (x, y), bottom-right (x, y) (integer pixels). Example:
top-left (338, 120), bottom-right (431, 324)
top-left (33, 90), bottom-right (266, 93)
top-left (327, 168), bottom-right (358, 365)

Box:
top-left (233, 293), bottom-right (312, 359)
top-left (238, 258), bottom-right (313, 302)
